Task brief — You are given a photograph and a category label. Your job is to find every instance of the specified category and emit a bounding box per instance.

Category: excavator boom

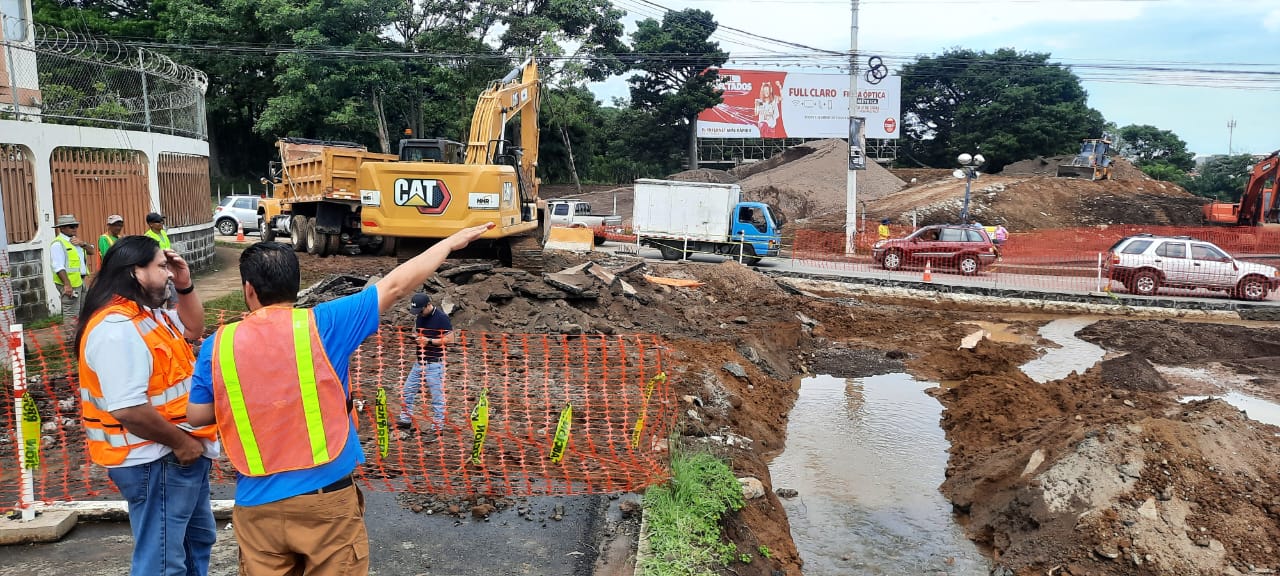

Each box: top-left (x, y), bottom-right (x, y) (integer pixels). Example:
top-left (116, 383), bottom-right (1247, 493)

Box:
top-left (1236, 152), bottom-right (1280, 226)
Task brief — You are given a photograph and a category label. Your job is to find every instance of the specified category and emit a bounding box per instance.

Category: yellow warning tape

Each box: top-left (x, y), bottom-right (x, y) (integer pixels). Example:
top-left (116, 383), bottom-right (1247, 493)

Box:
top-left (20, 393), bottom-right (41, 469)
top-left (630, 372), bottom-right (666, 450)
top-left (374, 387), bottom-right (389, 458)
top-left (550, 403), bottom-right (572, 464)
top-left (469, 388), bottom-right (490, 465)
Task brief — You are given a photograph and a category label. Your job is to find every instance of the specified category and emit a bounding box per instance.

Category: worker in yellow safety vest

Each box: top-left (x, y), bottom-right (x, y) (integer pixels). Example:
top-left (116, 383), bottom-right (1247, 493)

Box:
top-left (145, 212), bottom-right (172, 250)
top-left (99, 214), bottom-right (125, 259)
top-left (186, 222), bottom-right (494, 575)
top-left (50, 214), bottom-right (94, 321)
top-left (74, 235), bottom-right (218, 575)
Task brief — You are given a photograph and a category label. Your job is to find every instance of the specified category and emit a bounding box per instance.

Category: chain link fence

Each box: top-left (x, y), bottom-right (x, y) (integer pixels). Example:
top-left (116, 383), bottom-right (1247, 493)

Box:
top-left (1, 16), bottom-right (207, 139)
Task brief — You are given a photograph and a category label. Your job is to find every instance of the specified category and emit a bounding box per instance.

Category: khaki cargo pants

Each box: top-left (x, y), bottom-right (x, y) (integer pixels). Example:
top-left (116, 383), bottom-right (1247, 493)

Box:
top-left (232, 484), bottom-right (370, 576)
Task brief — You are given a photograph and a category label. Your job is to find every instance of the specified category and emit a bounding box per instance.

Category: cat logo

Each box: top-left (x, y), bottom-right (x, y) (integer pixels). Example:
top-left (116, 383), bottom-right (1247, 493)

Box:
top-left (393, 178), bottom-right (451, 214)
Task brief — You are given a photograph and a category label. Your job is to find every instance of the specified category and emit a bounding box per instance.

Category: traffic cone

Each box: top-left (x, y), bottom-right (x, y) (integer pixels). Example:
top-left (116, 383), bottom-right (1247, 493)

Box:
top-left (923, 260), bottom-right (933, 283)
top-left (236, 221), bottom-right (246, 242)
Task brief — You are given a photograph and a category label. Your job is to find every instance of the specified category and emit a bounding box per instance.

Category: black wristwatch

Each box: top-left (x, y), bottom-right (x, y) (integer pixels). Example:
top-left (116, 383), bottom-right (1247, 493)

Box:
top-left (175, 283), bottom-right (195, 295)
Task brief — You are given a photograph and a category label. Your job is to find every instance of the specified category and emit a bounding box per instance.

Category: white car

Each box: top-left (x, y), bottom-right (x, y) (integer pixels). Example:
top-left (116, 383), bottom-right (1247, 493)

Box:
top-left (1103, 233), bottom-right (1280, 301)
top-left (214, 195), bottom-right (261, 236)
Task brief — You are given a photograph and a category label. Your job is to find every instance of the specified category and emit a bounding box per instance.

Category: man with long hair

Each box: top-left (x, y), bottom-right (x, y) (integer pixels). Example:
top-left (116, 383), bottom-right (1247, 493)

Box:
top-left (74, 236), bottom-right (219, 576)
top-left (187, 222), bottom-right (493, 575)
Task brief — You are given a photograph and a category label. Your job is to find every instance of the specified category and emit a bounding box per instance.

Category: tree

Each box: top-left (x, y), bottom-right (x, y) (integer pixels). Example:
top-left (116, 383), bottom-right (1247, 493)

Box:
top-left (1117, 124), bottom-right (1194, 171)
top-left (626, 9), bottom-right (726, 170)
top-left (899, 48), bottom-right (1105, 172)
top-left (1184, 154), bottom-right (1255, 202)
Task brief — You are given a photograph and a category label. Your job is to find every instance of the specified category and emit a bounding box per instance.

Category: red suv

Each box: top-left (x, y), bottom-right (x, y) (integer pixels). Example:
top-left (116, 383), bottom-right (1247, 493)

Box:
top-left (872, 224), bottom-right (999, 275)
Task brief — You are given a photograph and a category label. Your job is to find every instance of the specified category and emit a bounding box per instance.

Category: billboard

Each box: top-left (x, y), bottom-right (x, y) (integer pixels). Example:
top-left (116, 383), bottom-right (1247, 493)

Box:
top-left (697, 69), bottom-right (901, 140)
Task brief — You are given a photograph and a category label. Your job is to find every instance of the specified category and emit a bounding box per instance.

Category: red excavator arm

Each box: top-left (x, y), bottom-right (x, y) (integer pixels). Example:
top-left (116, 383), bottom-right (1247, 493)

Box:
top-left (1237, 152), bottom-right (1280, 226)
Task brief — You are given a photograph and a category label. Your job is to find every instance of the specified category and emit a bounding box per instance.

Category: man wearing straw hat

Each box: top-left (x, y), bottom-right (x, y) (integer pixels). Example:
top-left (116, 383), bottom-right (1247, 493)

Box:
top-left (49, 213), bottom-right (94, 321)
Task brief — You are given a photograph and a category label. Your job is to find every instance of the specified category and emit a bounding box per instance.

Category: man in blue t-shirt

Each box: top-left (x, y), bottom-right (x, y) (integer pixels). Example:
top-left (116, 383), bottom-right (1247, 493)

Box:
top-left (398, 292), bottom-right (452, 434)
top-left (187, 222), bottom-right (493, 575)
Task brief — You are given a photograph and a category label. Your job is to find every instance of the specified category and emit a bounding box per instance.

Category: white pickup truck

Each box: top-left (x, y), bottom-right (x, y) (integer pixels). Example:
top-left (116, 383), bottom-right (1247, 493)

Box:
top-left (546, 199), bottom-right (624, 245)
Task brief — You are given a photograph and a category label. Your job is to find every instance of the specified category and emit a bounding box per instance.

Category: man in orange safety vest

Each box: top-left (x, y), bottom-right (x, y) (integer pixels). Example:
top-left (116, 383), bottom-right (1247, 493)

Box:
top-left (187, 222), bottom-right (493, 575)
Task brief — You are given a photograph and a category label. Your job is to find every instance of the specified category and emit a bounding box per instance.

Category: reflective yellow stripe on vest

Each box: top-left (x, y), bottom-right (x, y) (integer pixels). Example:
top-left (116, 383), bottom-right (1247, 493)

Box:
top-left (218, 309), bottom-right (331, 476)
top-left (52, 236), bottom-right (84, 287)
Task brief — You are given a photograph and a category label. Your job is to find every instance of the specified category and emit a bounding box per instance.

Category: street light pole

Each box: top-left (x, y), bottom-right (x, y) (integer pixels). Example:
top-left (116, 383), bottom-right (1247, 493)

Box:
top-left (954, 153), bottom-right (985, 225)
top-left (845, 0), bottom-right (859, 254)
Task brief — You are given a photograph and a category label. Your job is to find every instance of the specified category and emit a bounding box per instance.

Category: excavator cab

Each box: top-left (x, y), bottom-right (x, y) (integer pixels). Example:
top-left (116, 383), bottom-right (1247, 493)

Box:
top-left (398, 139), bottom-right (464, 164)
top-left (1057, 138), bottom-right (1113, 181)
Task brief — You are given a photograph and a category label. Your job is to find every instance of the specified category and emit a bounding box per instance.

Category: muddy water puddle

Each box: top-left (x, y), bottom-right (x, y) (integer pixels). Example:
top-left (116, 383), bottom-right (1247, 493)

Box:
top-left (770, 374), bottom-right (988, 575)
top-left (1020, 317), bottom-right (1106, 383)
top-left (1180, 392), bottom-right (1280, 428)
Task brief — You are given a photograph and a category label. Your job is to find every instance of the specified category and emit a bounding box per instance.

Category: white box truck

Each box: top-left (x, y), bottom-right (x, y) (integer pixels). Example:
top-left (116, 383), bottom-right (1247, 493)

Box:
top-left (632, 179), bottom-right (782, 265)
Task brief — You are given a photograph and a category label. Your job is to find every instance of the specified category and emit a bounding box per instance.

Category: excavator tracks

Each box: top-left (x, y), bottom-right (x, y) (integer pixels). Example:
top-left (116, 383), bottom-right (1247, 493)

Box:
top-left (509, 234), bottom-right (545, 275)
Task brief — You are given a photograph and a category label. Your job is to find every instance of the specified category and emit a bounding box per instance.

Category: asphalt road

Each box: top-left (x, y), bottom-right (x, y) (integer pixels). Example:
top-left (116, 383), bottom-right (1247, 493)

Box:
top-left (0, 491), bottom-right (615, 576)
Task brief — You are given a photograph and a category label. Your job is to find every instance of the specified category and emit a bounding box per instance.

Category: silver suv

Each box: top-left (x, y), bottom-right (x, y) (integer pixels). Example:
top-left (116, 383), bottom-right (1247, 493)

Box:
top-left (213, 195), bottom-right (261, 236)
top-left (1103, 234), bottom-right (1279, 301)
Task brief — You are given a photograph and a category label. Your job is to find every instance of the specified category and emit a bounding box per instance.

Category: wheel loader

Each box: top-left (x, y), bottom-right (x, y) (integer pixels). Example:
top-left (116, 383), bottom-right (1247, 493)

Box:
top-left (1057, 138), bottom-right (1113, 181)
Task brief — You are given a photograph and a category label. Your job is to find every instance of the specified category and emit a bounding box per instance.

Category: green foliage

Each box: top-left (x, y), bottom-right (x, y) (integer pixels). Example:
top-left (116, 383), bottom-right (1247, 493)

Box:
top-left (1117, 124), bottom-right (1194, 171)
top-left (900, 48), bottom-right (1105, 172)
top-left (1184, 154), bottom-right (1256, 201)
top-left (639, 449), bottom-right (745, 576)
top-left (1138, 162), bottom-right (1188, 184)
top-left (626, 9), bottom-right (727, 170)
top-left (757, 545), bottom-right (772, 559)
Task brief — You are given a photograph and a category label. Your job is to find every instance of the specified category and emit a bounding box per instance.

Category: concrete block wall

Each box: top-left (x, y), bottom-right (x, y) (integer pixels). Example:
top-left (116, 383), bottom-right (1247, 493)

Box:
top-left (171, 224), bottom-right (215, 273)
top-left (8, 247), bottom-right (47, 323)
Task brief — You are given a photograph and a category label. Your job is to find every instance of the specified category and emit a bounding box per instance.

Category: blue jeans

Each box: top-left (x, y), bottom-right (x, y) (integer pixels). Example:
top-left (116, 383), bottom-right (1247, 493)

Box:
top-left (400, 361), bottom-right (444, 429)
top-left (107, 454), bottom-right (216, 576)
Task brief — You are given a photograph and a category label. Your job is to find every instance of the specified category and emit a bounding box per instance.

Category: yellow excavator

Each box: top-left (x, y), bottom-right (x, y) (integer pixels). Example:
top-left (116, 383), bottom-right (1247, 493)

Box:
top-left (259, 57), bottom-right (548, 270)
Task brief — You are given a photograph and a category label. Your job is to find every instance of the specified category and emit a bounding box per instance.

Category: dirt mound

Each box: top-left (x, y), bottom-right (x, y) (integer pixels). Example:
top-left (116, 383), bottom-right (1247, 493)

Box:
top-left (890, 168), bottom-right (955, 186)
top-left (1099, 354), bottom-right (1173, 392)
top-left (931, 319), bottom-right (1280, 576)
top-left (737, 139), bottom-right (906, 224)
top-left (1080, 320), bottom-right (1280, 365)
top-left (861, 174), bottom-right (1206, 230)
top-left (666, 168), bottom-right (737, 184)
top-left (1002, 154), bottom-right (1151, 182)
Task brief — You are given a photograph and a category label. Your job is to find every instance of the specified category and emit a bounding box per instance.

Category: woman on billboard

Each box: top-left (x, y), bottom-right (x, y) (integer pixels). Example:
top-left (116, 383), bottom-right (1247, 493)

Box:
top-left (754, 80), bottom-right (784, 138)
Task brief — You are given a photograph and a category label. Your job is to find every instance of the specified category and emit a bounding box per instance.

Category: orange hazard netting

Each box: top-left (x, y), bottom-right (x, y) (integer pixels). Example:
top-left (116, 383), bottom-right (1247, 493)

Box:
top-left (787, 225), bottom-right (1280, 301)
top-left (2, 313), bottom-right (674, 511)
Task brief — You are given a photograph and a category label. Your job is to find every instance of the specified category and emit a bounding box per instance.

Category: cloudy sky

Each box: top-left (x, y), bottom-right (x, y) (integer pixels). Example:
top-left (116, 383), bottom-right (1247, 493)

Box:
top-left (593, 0), bottom-right (1280, 157)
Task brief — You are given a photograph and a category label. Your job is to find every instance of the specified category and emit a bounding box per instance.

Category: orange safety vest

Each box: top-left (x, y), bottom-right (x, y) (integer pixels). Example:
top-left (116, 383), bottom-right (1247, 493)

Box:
top-left (77, 297), bottom-right (217, 466)
top-left (210, 306), bottom-right (350, 477)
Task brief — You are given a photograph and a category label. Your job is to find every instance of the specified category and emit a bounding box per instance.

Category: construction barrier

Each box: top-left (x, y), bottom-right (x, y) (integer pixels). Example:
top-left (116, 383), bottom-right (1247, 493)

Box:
top-left (545, 226), bottom-right (596, 252)
top-left (2, 315), bottom-right (674, 511)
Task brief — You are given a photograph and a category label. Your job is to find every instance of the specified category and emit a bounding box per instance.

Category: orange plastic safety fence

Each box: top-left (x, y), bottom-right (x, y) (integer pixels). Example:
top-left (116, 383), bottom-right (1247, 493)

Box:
top-left (2, 311), bottom-right (673, 511)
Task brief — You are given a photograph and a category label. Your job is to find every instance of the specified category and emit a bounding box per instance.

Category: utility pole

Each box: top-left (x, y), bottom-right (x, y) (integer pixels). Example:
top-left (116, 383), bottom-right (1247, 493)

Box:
top-left (1227, 118), bottom-right (1237, 155)
top-left (845, 0), bottom-right (859, 254)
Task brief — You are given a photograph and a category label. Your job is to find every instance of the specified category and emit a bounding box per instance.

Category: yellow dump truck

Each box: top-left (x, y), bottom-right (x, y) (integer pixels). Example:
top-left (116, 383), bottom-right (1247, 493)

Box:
top-left (258, 58), bottom-right (548, 269)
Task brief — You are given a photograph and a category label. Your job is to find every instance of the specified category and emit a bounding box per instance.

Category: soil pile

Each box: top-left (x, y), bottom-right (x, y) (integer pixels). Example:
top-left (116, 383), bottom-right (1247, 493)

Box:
top-left (1002, 155), bottom-right (1151, 182)
top-left (737, 139), bottom-right (906, 224)
top-left (925, 322), bottom-right (1280, 576)
top-left (890, 168), bottom-right (956, 186)
top-left (666, 168), bottom-right (737, 184)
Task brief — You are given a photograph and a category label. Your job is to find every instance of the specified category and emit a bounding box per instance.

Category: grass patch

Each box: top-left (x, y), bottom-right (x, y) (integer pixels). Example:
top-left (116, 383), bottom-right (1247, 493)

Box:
top-left (204, 291), bottom-right (247, 312)
top-left (24, 315), bottom-right (64, 330)
top-left (639, 448), bottom-right (746, 576)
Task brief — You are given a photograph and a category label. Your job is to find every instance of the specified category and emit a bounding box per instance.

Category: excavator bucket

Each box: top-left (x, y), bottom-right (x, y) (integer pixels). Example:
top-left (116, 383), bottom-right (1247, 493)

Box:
top-left (1056, 164), bottom-right (1095, 179)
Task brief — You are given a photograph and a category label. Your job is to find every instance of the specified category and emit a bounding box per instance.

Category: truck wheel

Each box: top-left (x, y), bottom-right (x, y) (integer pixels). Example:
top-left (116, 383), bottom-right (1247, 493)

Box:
top-left (260, 217), bottom-right (275, 242)
top-left (1235, 276), bottom-right (1268, 301)
top-left (593, 234), bottom-right (607, 246)
top-left (377, 236), bottom-right (397, 257)
top-left (324, 233), bottom-right (341, 256)
top-left (958, 255), bottom-right (980, 275)
top-left (291, 216), bottom-right (309, 252)
top-left (307, 223), bottom-right (324, 256)
top-left (657, 243), bottom-right (680, 261)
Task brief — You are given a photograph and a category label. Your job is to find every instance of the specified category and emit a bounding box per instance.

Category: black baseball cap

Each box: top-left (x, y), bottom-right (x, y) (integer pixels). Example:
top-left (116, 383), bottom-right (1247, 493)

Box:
top-left (146, 212), bottom-right (165, 223)
top-left (409, 293), bottom-right (431, 315)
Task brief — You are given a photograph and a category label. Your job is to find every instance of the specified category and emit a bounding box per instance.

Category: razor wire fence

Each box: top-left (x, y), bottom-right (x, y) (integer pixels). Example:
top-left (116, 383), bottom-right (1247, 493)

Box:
top-left (2, 317), bottom-right (675, 512)
top-left (1, 16), bottom-right (207, 139)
